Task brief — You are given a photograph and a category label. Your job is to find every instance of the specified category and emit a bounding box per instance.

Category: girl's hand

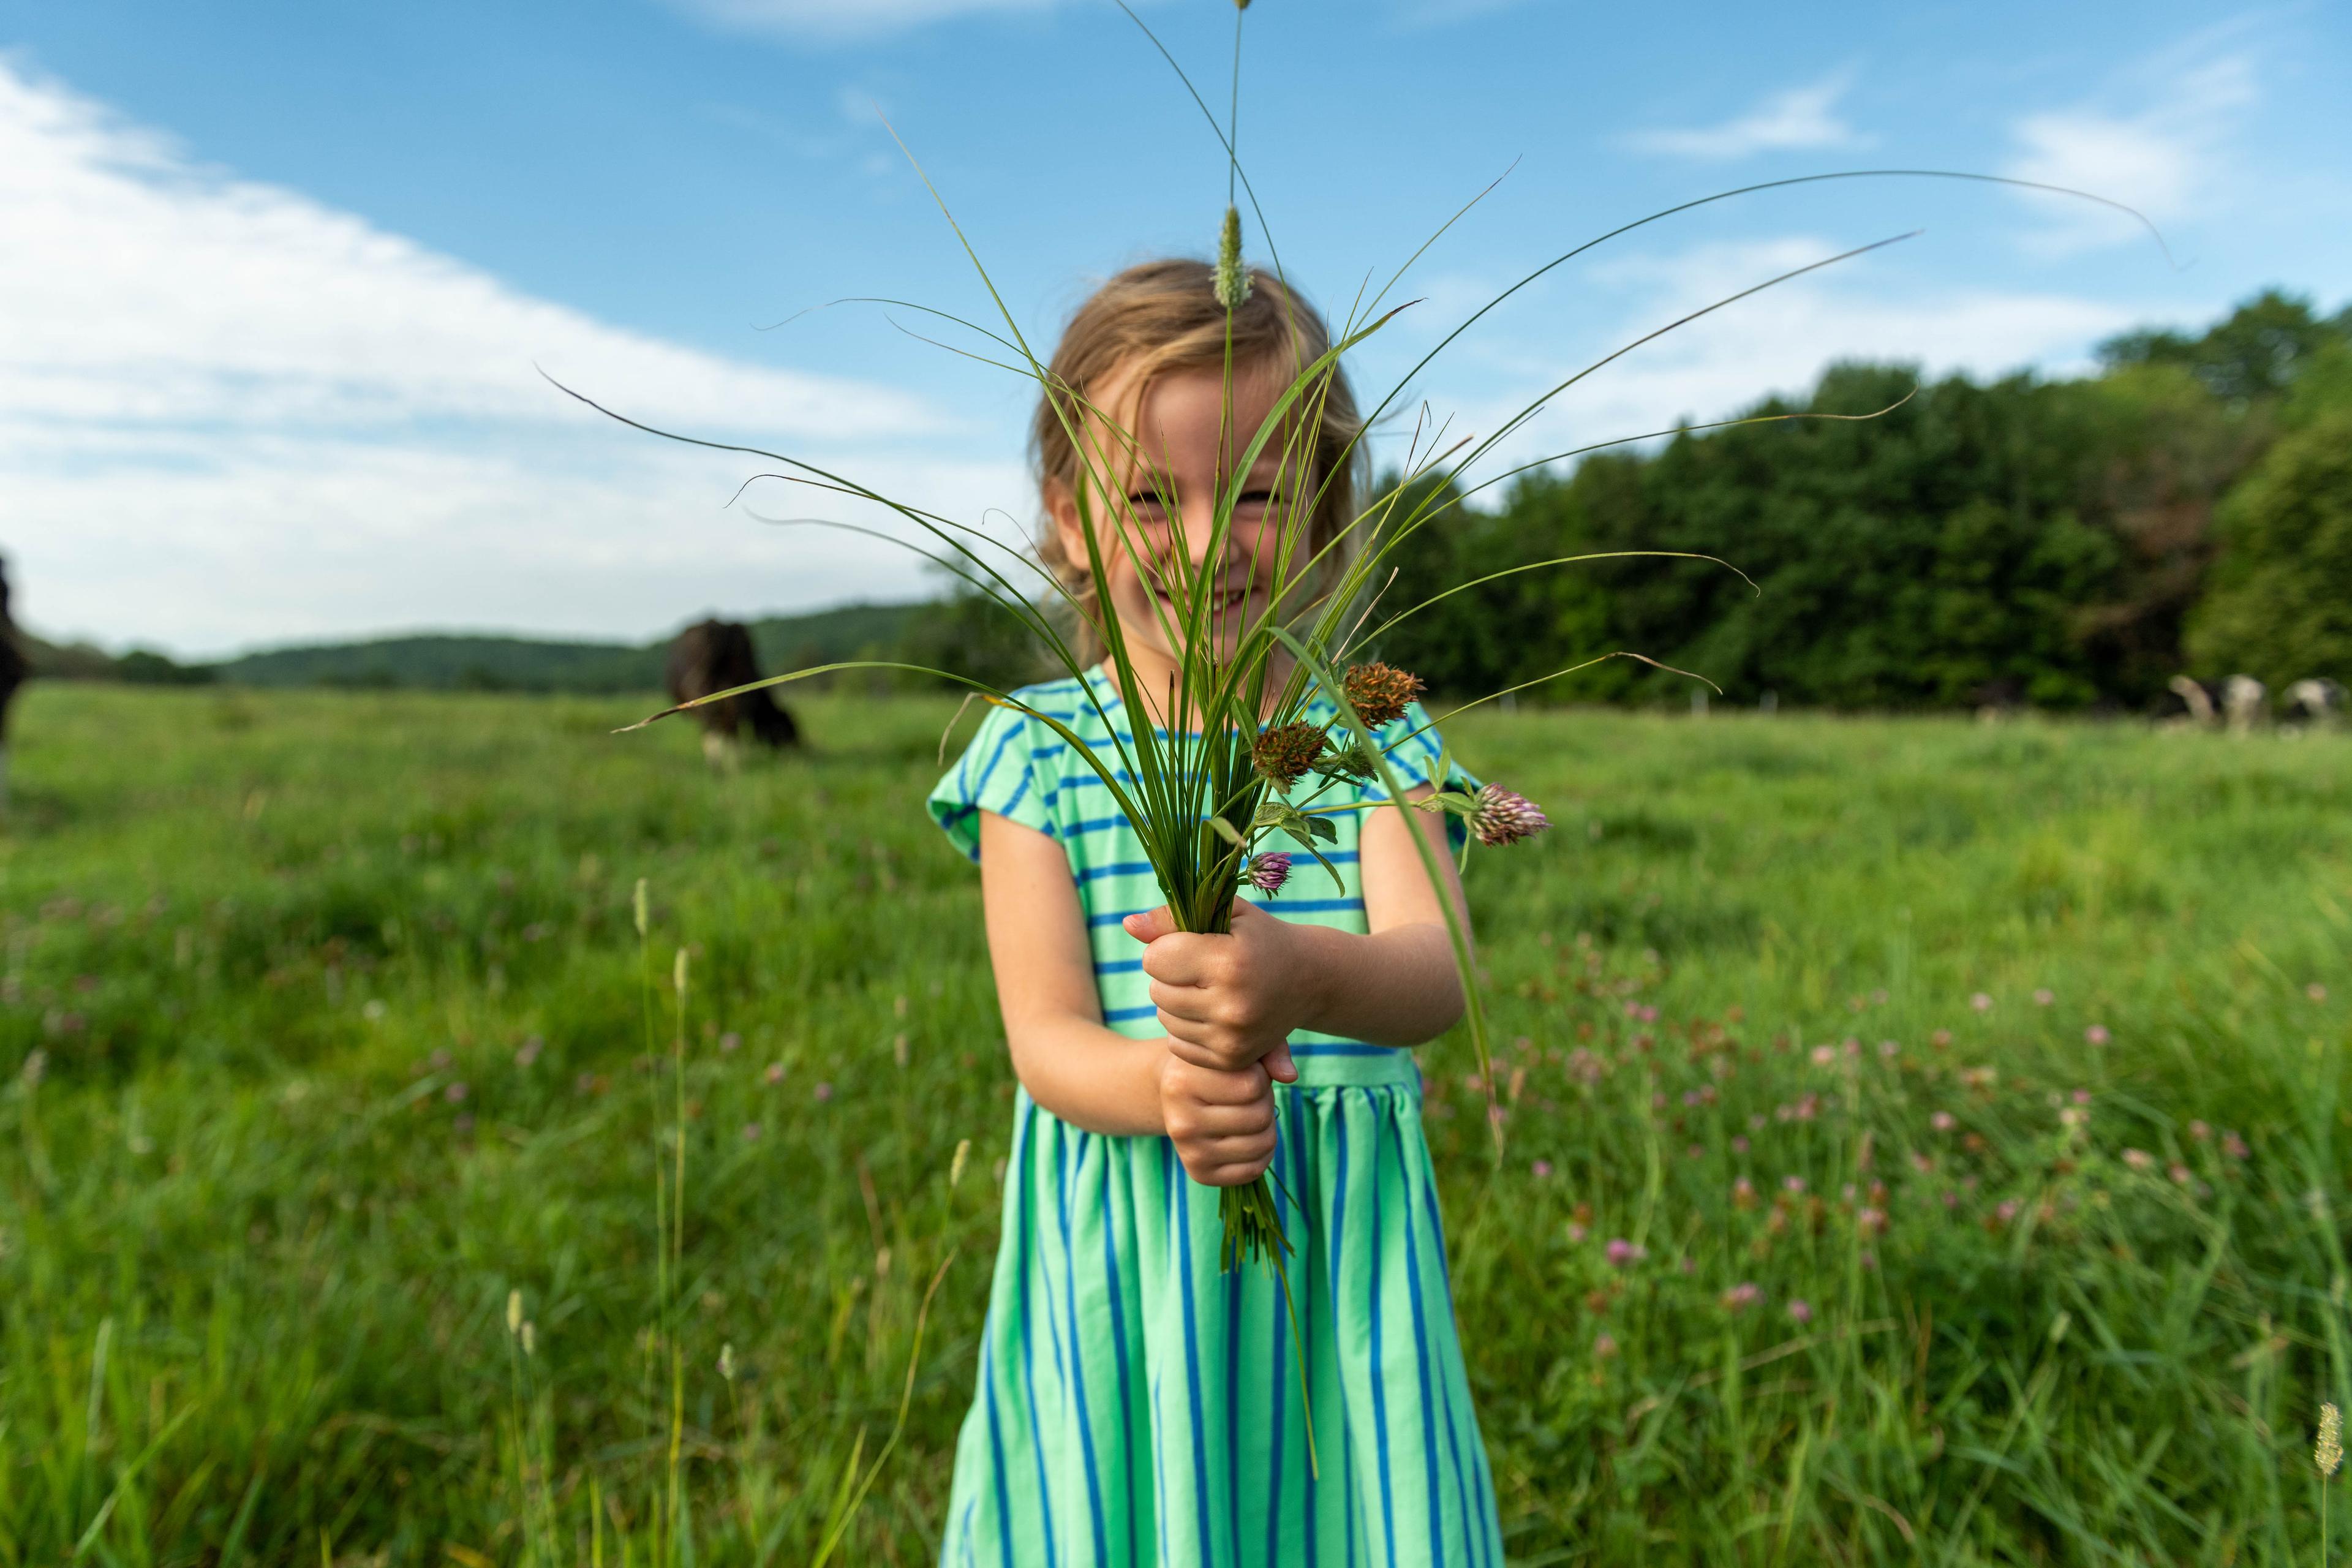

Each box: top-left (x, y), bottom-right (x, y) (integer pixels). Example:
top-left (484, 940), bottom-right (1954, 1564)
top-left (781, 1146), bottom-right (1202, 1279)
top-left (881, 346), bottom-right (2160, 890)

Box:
top-left (1158, 1051), bottom-right (1277, 1185)
top-left (1125, 900), bottom-right (1304, 1085)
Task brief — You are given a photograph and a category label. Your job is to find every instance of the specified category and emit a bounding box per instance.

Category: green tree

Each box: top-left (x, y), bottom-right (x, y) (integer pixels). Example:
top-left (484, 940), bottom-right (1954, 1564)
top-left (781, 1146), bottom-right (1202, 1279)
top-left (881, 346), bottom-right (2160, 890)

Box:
top-left (2185, 409), bottom-right (2352, 687)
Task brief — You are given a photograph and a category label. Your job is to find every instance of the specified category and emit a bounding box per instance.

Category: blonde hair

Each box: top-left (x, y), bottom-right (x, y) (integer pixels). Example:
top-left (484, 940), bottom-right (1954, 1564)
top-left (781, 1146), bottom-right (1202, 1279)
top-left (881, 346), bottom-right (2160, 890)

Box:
top-left (1031, 258), bottom-right (1365, 662)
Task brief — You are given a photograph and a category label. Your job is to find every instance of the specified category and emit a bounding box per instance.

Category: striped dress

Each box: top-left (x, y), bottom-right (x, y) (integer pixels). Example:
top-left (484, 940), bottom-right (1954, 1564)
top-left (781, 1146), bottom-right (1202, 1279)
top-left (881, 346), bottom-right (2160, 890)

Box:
top-left (928, 668), bottom-right (1504, 1568)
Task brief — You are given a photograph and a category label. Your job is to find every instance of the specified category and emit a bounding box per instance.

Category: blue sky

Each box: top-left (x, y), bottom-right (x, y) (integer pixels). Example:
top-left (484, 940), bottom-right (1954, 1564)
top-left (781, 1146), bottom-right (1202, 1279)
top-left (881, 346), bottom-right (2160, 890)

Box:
top-left (4, 0), bottom-right (2346, 655)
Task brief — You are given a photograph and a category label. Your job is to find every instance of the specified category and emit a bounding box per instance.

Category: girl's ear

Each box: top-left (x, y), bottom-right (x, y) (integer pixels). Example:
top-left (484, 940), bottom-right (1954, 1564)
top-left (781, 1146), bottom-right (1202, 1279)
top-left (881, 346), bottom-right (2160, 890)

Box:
top-left (1043, 476), bottom-right (1086, 564)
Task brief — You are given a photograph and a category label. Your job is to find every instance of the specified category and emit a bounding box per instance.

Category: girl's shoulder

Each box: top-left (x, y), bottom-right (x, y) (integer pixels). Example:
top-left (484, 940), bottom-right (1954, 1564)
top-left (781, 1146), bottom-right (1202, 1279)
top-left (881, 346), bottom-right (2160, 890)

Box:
top-left (924, 676), bottom-right (1100, 862)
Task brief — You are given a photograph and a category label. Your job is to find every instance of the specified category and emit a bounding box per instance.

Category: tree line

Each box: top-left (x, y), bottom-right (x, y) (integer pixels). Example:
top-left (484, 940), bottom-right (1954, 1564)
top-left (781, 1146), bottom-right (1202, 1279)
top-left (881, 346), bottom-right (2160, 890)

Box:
top-left (1371, 288), bottom-right (2351, 710)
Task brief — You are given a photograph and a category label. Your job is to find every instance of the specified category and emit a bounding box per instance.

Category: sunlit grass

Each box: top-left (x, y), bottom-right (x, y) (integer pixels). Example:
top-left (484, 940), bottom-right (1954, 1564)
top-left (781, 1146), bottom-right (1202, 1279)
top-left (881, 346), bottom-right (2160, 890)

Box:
top-left (1, 684), bottom-right (2346, 1563)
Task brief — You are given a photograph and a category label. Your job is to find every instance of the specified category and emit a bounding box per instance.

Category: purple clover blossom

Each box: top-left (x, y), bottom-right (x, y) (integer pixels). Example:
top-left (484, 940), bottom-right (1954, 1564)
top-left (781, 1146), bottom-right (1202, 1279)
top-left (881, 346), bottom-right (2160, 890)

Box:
top-left (1469, 784), bottom-right (1550, 848)
top-left (1246, 852), bottom-right (1294, 895)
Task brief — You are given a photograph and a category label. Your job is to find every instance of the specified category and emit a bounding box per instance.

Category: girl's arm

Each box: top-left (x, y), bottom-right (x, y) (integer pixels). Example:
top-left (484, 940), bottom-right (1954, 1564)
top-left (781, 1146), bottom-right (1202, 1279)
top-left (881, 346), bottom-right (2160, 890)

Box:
top-left (1132, 783), bottom-right (1469, 1063)
top-left (979, 810), bottom-right (1284, 1182)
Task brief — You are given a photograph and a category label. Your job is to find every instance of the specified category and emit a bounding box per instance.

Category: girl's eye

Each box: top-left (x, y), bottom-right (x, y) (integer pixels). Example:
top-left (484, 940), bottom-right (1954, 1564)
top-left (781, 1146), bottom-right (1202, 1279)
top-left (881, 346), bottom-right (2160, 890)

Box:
top-left (1124, 491), bottom-right (1169, 516)
top-left (1234, 489), bottom-right (1281, 511)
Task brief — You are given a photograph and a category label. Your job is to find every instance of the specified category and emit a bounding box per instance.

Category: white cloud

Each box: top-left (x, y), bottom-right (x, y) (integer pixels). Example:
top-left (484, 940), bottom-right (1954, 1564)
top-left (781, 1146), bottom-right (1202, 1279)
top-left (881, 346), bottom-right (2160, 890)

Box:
top-left (1377, 236), bottom-right (2131, 493)
top-left (0, 58), bottom-right (1009, 657)
top-left (1626, 72), bottom-right (1868, 161)
top-left (2002, 40), bottom-right (2258, 253)
top-left (667, 0), bottom-right (1063, 44)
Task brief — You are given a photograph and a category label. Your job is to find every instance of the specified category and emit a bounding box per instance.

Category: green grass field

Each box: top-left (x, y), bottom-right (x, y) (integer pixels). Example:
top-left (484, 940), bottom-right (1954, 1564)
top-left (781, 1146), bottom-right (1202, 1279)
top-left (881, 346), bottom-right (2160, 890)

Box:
top-left (3, 684), bottom-right (2348, 1565)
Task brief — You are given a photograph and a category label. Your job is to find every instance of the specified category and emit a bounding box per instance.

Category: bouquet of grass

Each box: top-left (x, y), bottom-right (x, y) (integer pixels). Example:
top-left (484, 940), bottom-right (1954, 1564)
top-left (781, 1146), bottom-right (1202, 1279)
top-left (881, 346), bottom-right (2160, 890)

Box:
top-left (568, 3), bottom-right (2164, 1292)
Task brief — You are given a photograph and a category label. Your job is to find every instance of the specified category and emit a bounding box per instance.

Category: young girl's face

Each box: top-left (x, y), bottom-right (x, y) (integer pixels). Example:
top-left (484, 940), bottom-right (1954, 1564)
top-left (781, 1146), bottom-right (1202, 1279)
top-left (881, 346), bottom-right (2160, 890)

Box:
top-left (1047, 360), bottom-right (1309, 669)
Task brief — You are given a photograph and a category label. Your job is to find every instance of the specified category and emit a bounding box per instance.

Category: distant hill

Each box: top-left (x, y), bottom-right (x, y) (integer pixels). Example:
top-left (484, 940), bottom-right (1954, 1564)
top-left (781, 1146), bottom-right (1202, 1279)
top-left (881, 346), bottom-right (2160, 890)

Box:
top-left (31, 601), bottom-right (929, 693)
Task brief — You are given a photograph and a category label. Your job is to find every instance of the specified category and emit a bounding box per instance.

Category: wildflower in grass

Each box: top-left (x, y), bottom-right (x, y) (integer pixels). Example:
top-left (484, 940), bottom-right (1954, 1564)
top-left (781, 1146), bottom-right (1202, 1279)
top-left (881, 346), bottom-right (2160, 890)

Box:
top-left (720, 1031), bottom-right (741, 1053)
top-left (1942, 1191), bottom-right (1959, 1209)
top-left (1857, 1205), bottom-right (1887, 1237)
top-left (1931, 1111), bottom-right (1956, 1132)
top-left (1468, 785), bottom-right (1551, 848)
top-left (813, 1081), bottom-right (834, 1102)
top-left (516, 1036), bottom-right (543, 1067)
top-left (2059, 1106), bottom-right (2085, 1129)
top-left (1566, 1222), bottom-right (1588, 1243)
top-left (1970, 993), bottom-right (1993, 1012)
top-left (1721, 1283), bottom-right (1760, 1313)
top-left (1341, 662), bottom-right (1423, 728)
top-left (764, 1062), bottom-right (785, 1084)
top-left (2085, 1023), bottom-right (2111, 1045)
top-left (1605, 1238), bottom-right (1645, 1267)
top-left (2034, 988), bottom-right (2054, 1006)
top-left (2168, 1162), bottom-right (2190, 1185)
top-left (2072, 1088), bottom-right (2090, 1104)
top-left (2223, 1131), bottom-right (2249, 1159)
top-left (1809, 1044), bottom-right (1836, 1066)
top-left (742, 1123), bottom-right (762, 1141)
top-left (1910, 1152), bottom-right (1933, 1173)
top-left (2310, 983), bottom-right (2329, 1001)
top-left (1531, 1159), bottom-right (1552, 1178)
top-left (445, 1081), bottom-right (468, 1104)
top-left (1246, 852), bottom-right (1294, 895)
top-left (1593, 1332), bottom-right (1618, 1361)
top-left (1782, 1175), bottom-right (1806, 1194)
top-left (1931, 1028), bottom-right (1952, 1047)
top-left (1251, 721), bottom-right (1327, 788)
top-left (1732, 1176), bottom-right (1758, 1210)
top-left (1996, 1199), bottom-right (2019, 1223)
top-left (1879, 1039), bottom-right (1900, 1058)
top-left (1787, 1298), bottom-right (1813, 1325)
top-left (2188, 1120), bottom-right (2211, 1141)
top-left (1732, 1135), bottom-right (1750, 1153)
top-left (2122, 1148), bottom-right (2154, 1170)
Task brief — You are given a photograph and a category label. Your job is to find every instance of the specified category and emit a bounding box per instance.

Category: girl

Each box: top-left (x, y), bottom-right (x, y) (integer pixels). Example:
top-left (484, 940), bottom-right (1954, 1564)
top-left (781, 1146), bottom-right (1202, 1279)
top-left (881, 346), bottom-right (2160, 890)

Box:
top-left (929, 259), bottom-right (1504, 1567)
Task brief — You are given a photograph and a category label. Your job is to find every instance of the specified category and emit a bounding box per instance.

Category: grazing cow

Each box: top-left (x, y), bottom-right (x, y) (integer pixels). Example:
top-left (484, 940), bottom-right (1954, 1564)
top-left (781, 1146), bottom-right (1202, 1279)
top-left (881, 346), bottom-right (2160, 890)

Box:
top-left (2163, 675), bottom-right (2223, 729)
top-left (2284, 678), bottom-right (2347, 728)
top-left (665, 619), bottom-right (800, 766)
top-left (2222, 674), bottom-right (2267, 734)
top-left (0, 559), bottom-right (26, 809)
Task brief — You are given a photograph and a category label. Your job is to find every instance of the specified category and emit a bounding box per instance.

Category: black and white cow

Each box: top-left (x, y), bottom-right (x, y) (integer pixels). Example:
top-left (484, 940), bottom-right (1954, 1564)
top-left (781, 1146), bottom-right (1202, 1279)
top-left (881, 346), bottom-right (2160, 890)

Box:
top-left (2284, 678), bottom-right (2347, 728)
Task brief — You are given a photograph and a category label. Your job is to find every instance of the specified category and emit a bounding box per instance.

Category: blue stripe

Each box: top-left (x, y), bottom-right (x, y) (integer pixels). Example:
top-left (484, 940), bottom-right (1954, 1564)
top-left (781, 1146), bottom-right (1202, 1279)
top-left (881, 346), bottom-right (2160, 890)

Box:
top-left (958, 1496), bottom-right (975, 1568)
top-left (1333, 1120), bottom-right (1359, 1568)
top-left (1288, 1098), bottom-right (1316, 1568)
top-left (1011, 1112), bottom-right (1060, 1568)
top-left (1170, 1141), bottom-right (1216, 1562)
top-left (1055, 1136), bottom-right (1110, 1566)
top-left (1225, 1265), bottom-right (1244, 1568)
top-left (1102, 1167), bottom-right (1143, 1567)
top-left (1067, 813), bottom-right (1133, 837)
top-left (999, 767), bottom-right (1031, 820)
top-left (1093, 958), bottom-right (1144, 976)
top-left (1396, 1118), bottom-right (1444, 1568)
top-left (1291, 1042), bottom-right (1394, 1058)
top-left (1266, 1098), bottom-right (1293, 1567)
top-left (1245, 897), bottom-right (1365, 916)
top-left (1076, 859), bottom-right (1156, 883)
top-left (968, 714), bottom-right (1025, 804)
top-left (1152, 1377), bottom-right (1172, 1568)
top-left (982, 1326), bottom-right (1013, 1568)
top-left (1420, 1159), bottom-right (1494, 1567)
top-left (1369, 1091), bottom-right (1398, 1568)
top-left (1101, 1003), bottom-right (1158, 1023)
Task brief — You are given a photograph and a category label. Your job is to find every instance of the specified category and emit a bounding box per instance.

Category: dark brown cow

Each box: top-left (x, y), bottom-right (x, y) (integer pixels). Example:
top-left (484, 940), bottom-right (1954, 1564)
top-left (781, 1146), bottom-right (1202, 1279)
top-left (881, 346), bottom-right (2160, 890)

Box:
top-left (665, 619), bottom-right (800, 766)
top-left (0, 559), bottom-right (26, 809)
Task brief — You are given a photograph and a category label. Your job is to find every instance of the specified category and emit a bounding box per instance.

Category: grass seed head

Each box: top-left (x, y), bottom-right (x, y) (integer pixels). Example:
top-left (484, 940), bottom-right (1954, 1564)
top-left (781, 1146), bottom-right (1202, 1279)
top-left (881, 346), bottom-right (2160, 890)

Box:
top-left (1253, 721), bottom-right (1327, 786)
top-left (1342, 662), bottom-right (1423, 729)
top-left (949, 1137), bottom-right (971, 1189)
top-left (2320, 1401), bottom-right (2343, 1477)
top-left (1214, 206), bottom-right (1250, 311)
top-left (505, 1289), bottom-right (522, 1336)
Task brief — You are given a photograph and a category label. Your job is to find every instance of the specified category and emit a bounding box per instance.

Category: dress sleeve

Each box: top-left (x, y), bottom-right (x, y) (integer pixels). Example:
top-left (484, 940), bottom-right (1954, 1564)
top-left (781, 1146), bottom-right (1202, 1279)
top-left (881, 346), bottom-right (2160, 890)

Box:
top-left (1362, 699), bottom-right (1480, 851)
top-left (927, 703), bottom-right (1057, 863)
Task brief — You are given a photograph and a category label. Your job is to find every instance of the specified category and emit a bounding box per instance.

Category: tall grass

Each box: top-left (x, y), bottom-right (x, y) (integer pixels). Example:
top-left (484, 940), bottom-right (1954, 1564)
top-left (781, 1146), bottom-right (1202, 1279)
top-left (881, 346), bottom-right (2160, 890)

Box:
top-left (1, 684), bottom-right (2346, 1561)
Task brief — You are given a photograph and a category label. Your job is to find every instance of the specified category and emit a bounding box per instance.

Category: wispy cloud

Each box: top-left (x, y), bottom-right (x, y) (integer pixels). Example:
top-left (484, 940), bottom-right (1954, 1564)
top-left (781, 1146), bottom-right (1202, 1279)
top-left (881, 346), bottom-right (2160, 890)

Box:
top-left (2002, 34), bottom-right (2259, 253)
top-left (666, 0), bottom-right (1063, 45)
top-left (1625, 70), bottom-right (1868, 160)
top-left (0, 58), bottom-right (1005, 654)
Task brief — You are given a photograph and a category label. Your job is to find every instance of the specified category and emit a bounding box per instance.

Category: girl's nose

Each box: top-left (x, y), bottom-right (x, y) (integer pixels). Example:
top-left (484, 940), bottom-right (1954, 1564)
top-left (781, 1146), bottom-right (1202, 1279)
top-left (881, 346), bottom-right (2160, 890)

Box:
top-left (1178, 497), bottom-right (1235, 567)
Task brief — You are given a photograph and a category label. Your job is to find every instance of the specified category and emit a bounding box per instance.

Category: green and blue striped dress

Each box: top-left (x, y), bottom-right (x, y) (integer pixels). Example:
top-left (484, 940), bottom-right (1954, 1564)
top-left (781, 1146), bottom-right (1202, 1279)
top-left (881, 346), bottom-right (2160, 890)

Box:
top-left (928, 668), bottom-right (1503, 1568)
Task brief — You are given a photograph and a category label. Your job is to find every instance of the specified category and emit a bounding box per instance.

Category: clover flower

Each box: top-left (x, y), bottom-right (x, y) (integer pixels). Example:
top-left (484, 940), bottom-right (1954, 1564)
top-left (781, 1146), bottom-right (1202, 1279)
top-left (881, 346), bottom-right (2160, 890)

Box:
top-left (1341, 661), bottom-right (1423, 728)
top-left (1469, 784), bottom-right (1550, 848)
top-left (1246, 852), bottom-right (1293, 895)
top-left (1252, 720), bottom-right (1327, 787)
top-left (1214, 206), bottom-right (1251, 311)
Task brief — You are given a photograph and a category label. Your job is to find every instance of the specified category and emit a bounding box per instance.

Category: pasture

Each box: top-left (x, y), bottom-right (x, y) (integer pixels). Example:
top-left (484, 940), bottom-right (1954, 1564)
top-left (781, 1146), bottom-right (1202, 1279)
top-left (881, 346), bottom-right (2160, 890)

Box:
top-left (2, 684), bottom-right (2348, 1565)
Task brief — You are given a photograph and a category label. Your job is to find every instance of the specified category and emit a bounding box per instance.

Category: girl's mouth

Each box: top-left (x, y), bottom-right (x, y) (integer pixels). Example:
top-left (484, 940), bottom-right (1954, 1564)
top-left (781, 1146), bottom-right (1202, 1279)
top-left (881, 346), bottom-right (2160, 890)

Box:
top-left (1153, 583), bottom-right (1256, 617)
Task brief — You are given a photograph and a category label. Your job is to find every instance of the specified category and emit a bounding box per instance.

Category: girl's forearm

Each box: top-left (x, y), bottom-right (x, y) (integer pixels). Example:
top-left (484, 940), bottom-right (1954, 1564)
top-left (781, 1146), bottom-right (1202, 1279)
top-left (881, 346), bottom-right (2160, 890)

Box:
top-left (1287, 919), bottom-right (1464, 1047)
top-left (1005, 1019), bottom-right (1171, 1137)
